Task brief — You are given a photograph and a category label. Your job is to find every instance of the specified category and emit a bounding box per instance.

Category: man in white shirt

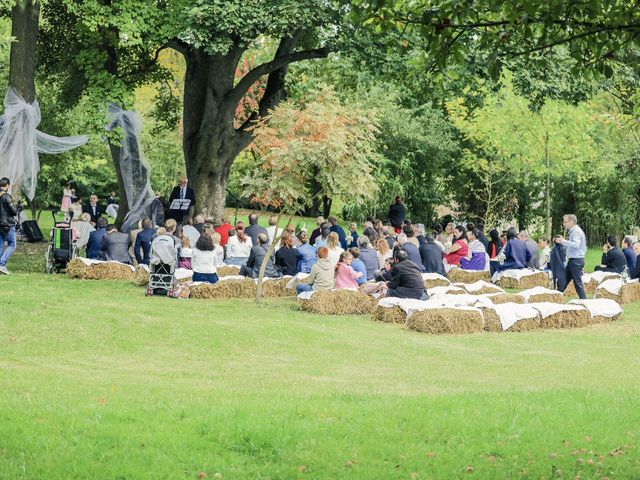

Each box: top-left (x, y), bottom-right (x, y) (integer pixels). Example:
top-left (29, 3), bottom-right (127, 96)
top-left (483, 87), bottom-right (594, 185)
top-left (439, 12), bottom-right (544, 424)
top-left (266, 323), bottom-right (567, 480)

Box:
top-left (555, 214), bottom-right (588, 299)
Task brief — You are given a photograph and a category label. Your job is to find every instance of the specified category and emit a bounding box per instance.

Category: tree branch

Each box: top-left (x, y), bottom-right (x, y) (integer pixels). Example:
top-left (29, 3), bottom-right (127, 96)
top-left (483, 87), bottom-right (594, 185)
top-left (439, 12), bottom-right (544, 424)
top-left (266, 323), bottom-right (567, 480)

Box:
top-left (167, 37), bottom-right (191, 56)
top-left (228, 46), bottom-right (331, 108)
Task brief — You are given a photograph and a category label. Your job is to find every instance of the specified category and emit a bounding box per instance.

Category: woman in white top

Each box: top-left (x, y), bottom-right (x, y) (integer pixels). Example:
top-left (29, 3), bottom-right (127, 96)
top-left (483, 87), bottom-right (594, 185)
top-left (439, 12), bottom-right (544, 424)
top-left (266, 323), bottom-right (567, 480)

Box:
top-left (326, 232), bottom-right (344, 267)
top-left (211, 232), bottom-right (225, 266)
top-left (191, 233), bottom-right (218, 283)
top-left (225, 222), bottom-right (253, 266)
top-left (72, 212), bottom-right (95, 251)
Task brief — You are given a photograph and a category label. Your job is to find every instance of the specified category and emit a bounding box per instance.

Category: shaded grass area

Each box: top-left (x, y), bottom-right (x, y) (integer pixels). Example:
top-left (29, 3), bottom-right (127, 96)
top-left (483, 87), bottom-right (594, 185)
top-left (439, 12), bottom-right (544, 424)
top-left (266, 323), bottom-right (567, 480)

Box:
top-left (1, 274), bottom-right (639, 478)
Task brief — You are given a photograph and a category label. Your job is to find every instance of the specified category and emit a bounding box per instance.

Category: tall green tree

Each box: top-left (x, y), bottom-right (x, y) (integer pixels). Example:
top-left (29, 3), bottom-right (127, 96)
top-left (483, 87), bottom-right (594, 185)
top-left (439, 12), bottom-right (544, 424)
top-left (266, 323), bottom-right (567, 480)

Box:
top-left (244, 89), bottom-right (380, 301)
top-left (448, 76), bottom-right (612, 235)
top-left (40, 0), bottom-right (347, 223)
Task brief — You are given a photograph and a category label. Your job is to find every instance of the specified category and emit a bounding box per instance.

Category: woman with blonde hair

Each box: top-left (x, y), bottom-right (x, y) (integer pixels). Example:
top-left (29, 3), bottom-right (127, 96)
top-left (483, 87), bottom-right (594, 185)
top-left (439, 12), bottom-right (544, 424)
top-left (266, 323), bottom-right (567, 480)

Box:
top-left (178, 236), bottom-right (192, 269)
top-left (211, 232), bottom-right (224, 266)
top-left (326, 231), bottom-right (344, 267)
top-left (375, 237), bottom-right (393, 268)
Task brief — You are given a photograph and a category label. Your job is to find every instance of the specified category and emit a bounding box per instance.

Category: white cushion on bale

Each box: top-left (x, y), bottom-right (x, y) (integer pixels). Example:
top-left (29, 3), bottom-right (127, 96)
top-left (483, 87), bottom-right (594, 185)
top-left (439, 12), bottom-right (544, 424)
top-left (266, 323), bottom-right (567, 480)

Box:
top-left (77, 257), bottom-right (136, 271)
top-left (427, 285), bottom-right (466, 296)
top-left (516, 286), bottom-right (563, 301)
top-left (491, 269), bottom-right (551, 283)
top-left (568, 298), bottom-right (623, 318)
top-left (588, 271), bottom-right (621, 284)
top-left (287, 272), bottom-right (310, 289)
top-left (526, 302), bottom-right (586, 319)
top-left (459, 280), bottom-right (504, 294)
top-left (596, 278), bottom-right (637, 295)
top-left (421, 272), bottom-right (450, 283)
top-left (481, 303), bottom-right (541, 331)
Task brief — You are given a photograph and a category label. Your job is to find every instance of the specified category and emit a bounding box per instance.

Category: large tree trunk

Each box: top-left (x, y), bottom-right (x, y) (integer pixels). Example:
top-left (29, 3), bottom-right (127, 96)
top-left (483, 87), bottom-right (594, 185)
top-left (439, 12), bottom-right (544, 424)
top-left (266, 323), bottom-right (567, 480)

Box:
top-left (108, 142), bottom-right (129, 227)
top-left (176, 35), bottom-right (329, 223)
top-left (182, 48), bottom-right (250, 222)
top-left (99, 4), bottom-right (129, 228)
top-left (8, 0), bottom-right (40, 201)
top-left (9, 0), bottom-right (40, 103)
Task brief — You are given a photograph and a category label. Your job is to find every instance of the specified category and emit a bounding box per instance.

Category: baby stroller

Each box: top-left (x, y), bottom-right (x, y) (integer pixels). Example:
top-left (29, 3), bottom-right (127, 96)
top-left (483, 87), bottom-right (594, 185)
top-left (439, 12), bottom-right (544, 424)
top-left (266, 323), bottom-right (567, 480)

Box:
top-left (45, 211), bottom-right (77, 273)
top-left (145, 262), bottom-right (181, 297)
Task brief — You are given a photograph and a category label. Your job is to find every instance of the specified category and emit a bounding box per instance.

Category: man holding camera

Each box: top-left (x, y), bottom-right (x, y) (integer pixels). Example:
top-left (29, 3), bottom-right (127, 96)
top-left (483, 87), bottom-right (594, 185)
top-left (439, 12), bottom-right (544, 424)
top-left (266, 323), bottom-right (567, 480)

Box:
top-left (0, 177), bottom-right (18, 275)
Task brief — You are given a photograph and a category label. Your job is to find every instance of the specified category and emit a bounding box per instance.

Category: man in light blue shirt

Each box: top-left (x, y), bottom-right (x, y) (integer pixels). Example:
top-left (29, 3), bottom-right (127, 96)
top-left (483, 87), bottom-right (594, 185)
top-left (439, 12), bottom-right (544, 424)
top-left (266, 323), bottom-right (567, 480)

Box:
top-left (296, 231), bottom-right (317, 274)
top-left (554, 214), bottom-right (587, 299)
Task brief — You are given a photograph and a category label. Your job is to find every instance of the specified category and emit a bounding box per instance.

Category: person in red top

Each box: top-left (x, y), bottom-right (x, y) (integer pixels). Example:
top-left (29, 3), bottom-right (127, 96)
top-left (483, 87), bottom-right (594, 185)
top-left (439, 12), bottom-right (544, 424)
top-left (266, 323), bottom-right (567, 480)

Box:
top-left (444, 225), bottom-right (469, 266)
top-left (214, 216), bottom-right (234, 247)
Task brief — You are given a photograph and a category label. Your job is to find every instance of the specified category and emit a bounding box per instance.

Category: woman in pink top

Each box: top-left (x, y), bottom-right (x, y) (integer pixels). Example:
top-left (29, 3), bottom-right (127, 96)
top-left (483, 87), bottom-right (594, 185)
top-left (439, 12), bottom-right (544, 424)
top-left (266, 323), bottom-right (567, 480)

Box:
top-left (334, 251), bottom-right (363, 289)
top-left (444, 225), bottom-right (469, 266)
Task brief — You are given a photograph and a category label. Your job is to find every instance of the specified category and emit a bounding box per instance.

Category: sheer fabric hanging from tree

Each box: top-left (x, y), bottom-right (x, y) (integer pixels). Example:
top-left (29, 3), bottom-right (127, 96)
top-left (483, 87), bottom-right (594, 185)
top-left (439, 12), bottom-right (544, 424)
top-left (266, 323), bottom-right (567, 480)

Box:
top-left (106, 106), bottom-right (157, 233)
top-left (0, 88), bottom-right (89, 200)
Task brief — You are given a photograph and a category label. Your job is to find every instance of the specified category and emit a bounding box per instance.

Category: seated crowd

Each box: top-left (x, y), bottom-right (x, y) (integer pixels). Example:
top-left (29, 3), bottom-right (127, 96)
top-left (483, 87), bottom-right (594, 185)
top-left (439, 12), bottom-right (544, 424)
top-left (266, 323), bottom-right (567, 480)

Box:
top-left (72, 205), bottom-right (640, 300)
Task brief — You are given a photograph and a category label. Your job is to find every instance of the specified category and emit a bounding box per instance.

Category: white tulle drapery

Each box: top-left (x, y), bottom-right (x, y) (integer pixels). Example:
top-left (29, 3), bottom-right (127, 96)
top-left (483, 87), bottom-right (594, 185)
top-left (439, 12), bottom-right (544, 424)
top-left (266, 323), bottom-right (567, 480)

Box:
top-left (107, 105), bottom-right (156, 232)
top-left (0, 88), bottom-right (89, 200)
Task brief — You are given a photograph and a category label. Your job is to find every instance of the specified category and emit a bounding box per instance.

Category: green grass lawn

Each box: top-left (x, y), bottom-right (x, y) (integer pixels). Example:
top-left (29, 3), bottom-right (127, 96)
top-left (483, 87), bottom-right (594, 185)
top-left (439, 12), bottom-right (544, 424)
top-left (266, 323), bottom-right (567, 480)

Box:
top-left (1, 244), bottom-right (640, 478)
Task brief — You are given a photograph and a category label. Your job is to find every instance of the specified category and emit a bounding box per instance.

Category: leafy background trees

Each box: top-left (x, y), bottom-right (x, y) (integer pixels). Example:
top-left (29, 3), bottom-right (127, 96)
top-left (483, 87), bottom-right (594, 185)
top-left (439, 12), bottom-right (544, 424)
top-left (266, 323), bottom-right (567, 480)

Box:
top-left (1, 1), bottom-right (640, 244)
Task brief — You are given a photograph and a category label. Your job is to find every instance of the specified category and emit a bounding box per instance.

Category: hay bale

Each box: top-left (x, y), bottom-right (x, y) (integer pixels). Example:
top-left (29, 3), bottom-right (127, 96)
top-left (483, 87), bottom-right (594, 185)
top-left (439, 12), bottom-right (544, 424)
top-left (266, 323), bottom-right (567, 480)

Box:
top-left (423, 278), bottom-right (450, 290)
top-left (406, 307), bottom-right (484, 335)
top-left (66, 258), bottom-right (136, 281)
top-left (507, 317), bottom-right (542, 332)
top-left (190, 277), bottom-right (257, 300)
top-left (517, 288), bottom-right (565, 304)
top-left (595, 281), bottom-right (640, 304)
top-left (589, 313), bottom-right (623, 324)
top-left (373, 305), bottom-right (407, 324)
top-left (427, 286), bottom-right (466, 296)
top-left (261, 277), bottom-right (295, 297)
top-left (529, 304), bottom-right (591, 329)
top-left (478, 305), bottom-right (540, 332)
top-left (568, 299), bottom-right (624, 325)
top-left (620, 282), bottom-right (640, 304)
top-left (217, 265), bottom-right (241, 277)
top-left (495, 271), bottom-right (551, 289)
top-left (564, 279), bottom-right (597, 297)
top-left (527, 292), bottom-right (564, 303)
top-left (456, 281), bottom-right (503, 295)
top-left (447, 268), bottom-right (491, 284)
top-left (479, 307), bottom-right (502, 332)
top-left (298, 290), bottom-right (375, 315)
top-left (133, 266), bottom-right (150, 286)
top-left (482, 293), bottom-right (525, 304)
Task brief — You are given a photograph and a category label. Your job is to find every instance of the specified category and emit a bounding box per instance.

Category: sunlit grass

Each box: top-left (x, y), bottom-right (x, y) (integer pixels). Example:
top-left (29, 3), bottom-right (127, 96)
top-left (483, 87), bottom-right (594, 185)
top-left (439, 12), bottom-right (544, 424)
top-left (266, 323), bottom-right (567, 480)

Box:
top-left (1, 271), bottom-right (639, 478)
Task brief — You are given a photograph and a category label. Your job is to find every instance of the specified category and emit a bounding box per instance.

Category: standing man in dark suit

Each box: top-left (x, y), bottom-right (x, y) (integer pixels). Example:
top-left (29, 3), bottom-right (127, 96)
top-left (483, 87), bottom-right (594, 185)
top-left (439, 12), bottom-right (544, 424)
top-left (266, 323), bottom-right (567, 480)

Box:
top-left (101, 224), bottom-right (133, 265)
top-left (168, 176), bottom-right (196, 222)
top-left (83, 194), bottom-right (104, 224)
